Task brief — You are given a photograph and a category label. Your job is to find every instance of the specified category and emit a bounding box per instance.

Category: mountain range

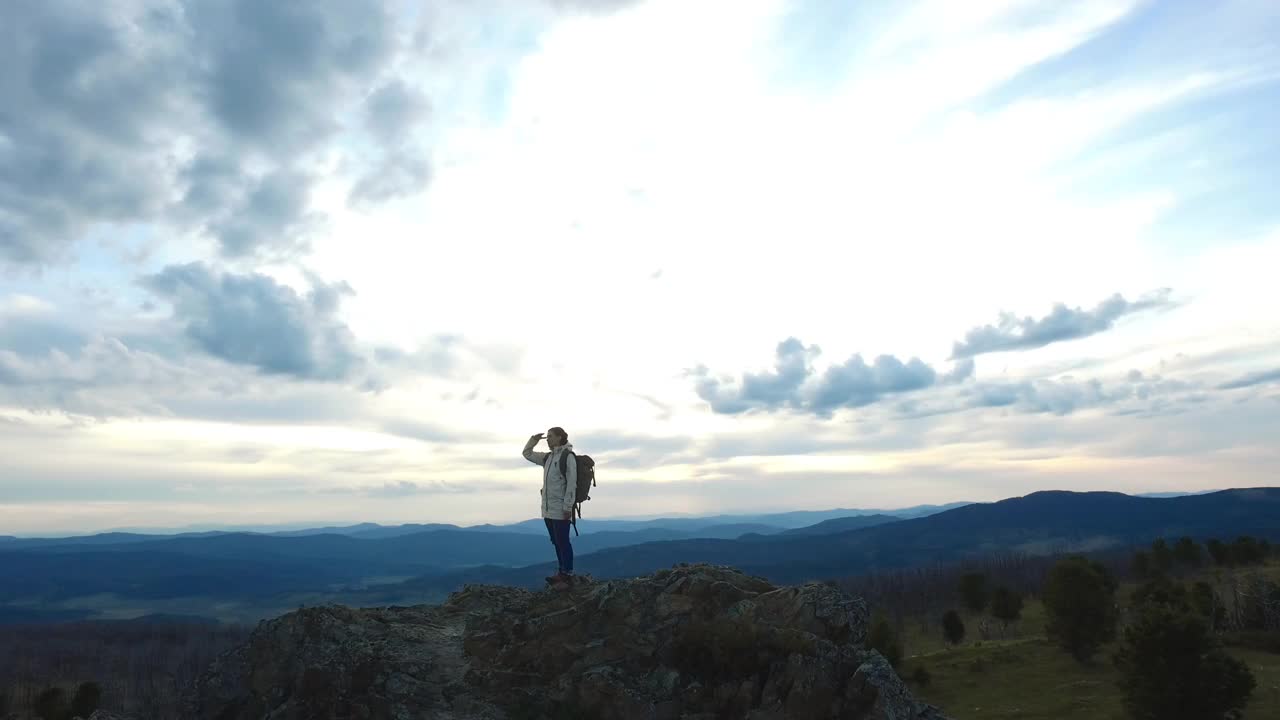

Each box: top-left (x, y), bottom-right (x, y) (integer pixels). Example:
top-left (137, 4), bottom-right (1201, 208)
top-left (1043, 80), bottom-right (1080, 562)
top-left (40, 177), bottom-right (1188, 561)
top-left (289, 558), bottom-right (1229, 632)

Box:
top-left (1, 501), bottom-right (971, 541)
top-left (346, 488), bottom-right (1280, 604)
top-left (2, 489), bottom-right (1274, 625)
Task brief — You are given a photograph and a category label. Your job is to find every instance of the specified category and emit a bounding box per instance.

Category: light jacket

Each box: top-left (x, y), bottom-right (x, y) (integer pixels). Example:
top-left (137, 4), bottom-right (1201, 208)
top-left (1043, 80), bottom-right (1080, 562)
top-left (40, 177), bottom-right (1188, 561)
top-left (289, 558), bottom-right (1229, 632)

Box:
top-left (522, 438), bottom-right (578, 519)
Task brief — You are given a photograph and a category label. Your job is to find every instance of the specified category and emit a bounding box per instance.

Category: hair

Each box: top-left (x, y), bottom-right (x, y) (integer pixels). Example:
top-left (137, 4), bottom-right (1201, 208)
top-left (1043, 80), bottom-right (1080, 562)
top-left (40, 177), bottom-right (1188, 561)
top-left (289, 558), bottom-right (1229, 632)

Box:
top-left (548, 426), bottom-right (568, 443)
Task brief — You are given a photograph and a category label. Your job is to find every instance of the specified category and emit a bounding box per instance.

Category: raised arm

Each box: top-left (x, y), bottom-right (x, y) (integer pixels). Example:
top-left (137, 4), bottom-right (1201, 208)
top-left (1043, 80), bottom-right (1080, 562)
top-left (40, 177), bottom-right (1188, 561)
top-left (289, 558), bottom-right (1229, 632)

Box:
top-left (522, 433), bottom-right (548, 466)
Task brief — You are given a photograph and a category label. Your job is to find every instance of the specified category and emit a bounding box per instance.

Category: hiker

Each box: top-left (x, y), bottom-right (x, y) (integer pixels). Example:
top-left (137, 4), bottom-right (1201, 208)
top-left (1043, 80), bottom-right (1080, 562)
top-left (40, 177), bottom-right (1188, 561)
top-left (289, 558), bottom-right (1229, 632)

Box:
top-left (523, 427), bottom-right (578, 587)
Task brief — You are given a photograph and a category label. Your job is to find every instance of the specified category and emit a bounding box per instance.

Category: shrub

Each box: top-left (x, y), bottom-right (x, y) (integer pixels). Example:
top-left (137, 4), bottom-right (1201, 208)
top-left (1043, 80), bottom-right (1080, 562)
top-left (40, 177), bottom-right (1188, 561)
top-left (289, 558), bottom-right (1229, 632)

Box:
top-left (1042, 555), bottom-right (1117, 662)
top-left (866, 612), bottom-right (903, 668)
top-left (1130, 575), bottom-right (1190, 611)
top-left (34, 687), bottom-right (69, 720)
top-left (991, 586), bottom-right (1024, 628)
top-left (71, 681), bottom-right (102, 719)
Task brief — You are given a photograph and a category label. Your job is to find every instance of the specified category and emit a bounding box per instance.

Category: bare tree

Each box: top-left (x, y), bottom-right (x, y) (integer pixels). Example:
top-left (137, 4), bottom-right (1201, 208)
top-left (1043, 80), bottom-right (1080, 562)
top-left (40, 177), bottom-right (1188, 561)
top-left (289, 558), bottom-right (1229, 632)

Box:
top-left (0, 621), bottom-right (249, 720)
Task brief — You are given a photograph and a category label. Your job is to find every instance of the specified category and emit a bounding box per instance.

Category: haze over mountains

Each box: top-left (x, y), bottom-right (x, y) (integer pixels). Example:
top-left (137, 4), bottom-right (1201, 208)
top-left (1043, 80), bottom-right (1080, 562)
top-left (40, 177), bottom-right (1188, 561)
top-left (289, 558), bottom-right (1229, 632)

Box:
top-left (4, 501), bottom-right (971, 539)
top-left (3, 489), bottom-right (1276, 626)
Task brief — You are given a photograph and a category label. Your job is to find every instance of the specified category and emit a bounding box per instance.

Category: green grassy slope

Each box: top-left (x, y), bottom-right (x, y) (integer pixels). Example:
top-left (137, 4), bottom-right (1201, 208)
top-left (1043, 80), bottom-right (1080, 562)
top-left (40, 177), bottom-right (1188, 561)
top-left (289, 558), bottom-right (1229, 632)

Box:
top-left (900, 561), bottom-right (1280, 719)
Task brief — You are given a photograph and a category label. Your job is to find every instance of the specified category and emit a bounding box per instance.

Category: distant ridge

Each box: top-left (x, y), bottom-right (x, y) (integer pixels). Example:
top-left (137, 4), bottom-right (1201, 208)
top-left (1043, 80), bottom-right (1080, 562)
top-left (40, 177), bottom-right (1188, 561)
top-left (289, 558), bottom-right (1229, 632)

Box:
top-left (7, 502), bottom-right (971, 540)
top-left (361, 487), bottom-right (1280, 600)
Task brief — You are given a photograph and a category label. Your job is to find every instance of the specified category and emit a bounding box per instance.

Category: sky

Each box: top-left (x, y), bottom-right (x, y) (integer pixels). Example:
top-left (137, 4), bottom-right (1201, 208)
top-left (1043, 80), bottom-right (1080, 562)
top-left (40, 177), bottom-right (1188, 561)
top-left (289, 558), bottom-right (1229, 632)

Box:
top-left (1, 0), bottom-right (1278, 535)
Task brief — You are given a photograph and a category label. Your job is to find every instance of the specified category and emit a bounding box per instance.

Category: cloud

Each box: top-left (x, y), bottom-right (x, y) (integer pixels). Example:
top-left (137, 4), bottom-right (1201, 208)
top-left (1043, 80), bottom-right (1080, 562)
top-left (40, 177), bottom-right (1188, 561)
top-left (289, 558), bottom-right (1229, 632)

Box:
top-left (348, 154), bottom-right (434, 207)
top-left (207, 169), bottom-right (323, 259)
top-left (950, 289), bottom-right (1175, 359)
top-left (0, 281), bottom-right (512, 428)
top-left (178, 0), bottom-right (398, 257)
top-left (364, 79), bottom-right (431, 145)
top-left (689, 312), bottom-right (1218, 420)
top-left (545, 0), bottom-right (645, 14)
top-left (564, 430), bottom-right (695, 470)
top-left (1217, 367), bottom-right (1280, 390)
top-left (690, 289), bottom-right (1180, 418)
top-left (0, 2), bottom-right (179, 265)
top-left (347, 77), bottom-right (435, 207)
top-left (690, 337), bottom-right (970, 417)
top-left (0, 0), bottom-right (402, 266)
top-left (374, 336), bottom-right (476, 380)
top-left (378, 418), bottom-right (467, 444)
top-left (688, 337), bottom-right (815, 414)
top-left (810, 354), bottom-right (941, 413)
top-left (960, 368), bottom-right (1201, 417)
top-left (141, 262), bottom-right (362, 381)
top-left (0, 336), bottom-right (192, 419)
top-left (0, 298), bottom-right (370, 423)
top-left (339, 479), bottom-right (522, 497)
top-left (193, 0), bottom-right (393, 148)
top-left (0, 309), bottom-right (88, 359)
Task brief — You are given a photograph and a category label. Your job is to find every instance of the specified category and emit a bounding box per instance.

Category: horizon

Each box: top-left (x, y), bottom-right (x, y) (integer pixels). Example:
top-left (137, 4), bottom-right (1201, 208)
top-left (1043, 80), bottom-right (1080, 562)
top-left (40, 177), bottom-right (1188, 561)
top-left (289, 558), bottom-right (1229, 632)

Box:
top-left (2, 486), bottom-right (1233, 538)
top-left (5, 494), bottom-right (977, 538)
top-left (3, 1), bottom-right (1279, 534)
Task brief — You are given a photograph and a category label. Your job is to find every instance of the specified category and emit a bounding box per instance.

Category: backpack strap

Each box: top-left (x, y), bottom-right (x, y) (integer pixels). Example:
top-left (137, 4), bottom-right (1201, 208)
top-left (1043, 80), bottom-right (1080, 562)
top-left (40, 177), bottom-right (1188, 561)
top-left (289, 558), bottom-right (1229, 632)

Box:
top-left (561, 450), bottom-right (584, 535)
top-left (559, 449), bottom-right (573, 479)
top-left (557, 450), bottom-right (581, 536)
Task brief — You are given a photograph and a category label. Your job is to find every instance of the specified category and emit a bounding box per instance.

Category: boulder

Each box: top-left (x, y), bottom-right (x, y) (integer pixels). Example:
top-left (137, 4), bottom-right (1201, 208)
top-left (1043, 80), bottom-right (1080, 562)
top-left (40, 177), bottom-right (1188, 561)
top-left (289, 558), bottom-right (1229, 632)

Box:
top-left (186, 563), bottom-right (949, 719)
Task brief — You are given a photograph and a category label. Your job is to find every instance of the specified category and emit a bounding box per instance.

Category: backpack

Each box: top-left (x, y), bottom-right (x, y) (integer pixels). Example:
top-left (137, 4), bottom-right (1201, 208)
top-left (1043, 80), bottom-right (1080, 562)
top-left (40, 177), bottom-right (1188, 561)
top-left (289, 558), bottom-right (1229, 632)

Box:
top-left (557, 451), bottom-right (596, 536)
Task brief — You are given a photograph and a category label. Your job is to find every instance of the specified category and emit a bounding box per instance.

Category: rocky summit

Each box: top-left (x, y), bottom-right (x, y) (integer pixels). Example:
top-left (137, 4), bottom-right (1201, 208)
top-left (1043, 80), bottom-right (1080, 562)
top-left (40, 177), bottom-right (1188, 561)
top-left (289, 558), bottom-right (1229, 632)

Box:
top-left (185, 563), bottom-right (950, 719)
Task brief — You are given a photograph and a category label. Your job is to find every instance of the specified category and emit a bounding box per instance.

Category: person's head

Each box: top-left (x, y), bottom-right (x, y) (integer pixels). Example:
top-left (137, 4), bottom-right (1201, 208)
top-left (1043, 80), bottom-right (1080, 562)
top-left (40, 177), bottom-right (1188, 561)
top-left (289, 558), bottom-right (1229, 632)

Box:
top-left (546, 426), bottom-right (568, 448)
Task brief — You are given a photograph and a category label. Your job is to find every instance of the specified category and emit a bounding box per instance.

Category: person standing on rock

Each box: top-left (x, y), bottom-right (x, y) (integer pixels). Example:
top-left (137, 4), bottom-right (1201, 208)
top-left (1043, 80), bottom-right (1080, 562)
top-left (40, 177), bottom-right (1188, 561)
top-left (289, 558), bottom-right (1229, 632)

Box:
top-left (522, 427), bottom-right (578, 587)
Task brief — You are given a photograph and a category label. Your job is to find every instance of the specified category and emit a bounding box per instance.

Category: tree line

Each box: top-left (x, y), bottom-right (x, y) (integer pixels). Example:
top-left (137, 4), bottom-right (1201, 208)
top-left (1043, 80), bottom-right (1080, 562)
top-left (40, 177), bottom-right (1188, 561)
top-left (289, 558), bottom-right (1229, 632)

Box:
top-left (0, 620), bottom-right (250, 720)
top-left (856, 534), bottom-right (1276, 720)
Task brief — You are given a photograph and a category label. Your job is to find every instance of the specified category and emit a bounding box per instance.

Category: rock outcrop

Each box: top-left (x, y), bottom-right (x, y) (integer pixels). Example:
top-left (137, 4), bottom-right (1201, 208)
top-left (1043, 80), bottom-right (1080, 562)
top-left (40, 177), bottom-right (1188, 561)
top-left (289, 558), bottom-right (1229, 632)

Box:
top-left (186, 564), bottom-right (949, 719)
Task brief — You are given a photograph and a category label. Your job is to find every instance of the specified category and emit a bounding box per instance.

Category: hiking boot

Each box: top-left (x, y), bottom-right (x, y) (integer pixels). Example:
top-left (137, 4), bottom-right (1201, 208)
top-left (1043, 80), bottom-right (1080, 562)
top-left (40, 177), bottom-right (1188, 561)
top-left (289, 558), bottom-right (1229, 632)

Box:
top-left (547, 572), bottom-right (577, 590)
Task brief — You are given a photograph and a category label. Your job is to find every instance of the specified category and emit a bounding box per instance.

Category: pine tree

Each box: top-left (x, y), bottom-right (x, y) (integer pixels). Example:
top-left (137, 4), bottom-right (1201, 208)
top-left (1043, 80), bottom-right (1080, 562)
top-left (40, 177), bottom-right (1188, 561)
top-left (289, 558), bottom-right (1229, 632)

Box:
top-left (1207, 538), bottom-right (1231, 566)
top-left (1114, 605), bottom-right (1254, 720)
top-left (990, 586), bottom-right (1024, 630)
top-left (1150, 538), bottom-right (1174, 575)
top-left (1173, 536), bottom-right (1203, 568)
top-left (1131, 550), bottom-right (1152, 580)
top-left (1042, 555), bottom-right (1118, 662)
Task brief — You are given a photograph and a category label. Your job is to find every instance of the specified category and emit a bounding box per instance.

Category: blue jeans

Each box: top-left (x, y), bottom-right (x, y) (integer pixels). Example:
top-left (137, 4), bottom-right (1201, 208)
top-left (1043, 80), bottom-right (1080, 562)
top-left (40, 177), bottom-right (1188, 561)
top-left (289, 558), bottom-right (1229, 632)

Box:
top-left (544, 518), bottom-right (574, 574)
